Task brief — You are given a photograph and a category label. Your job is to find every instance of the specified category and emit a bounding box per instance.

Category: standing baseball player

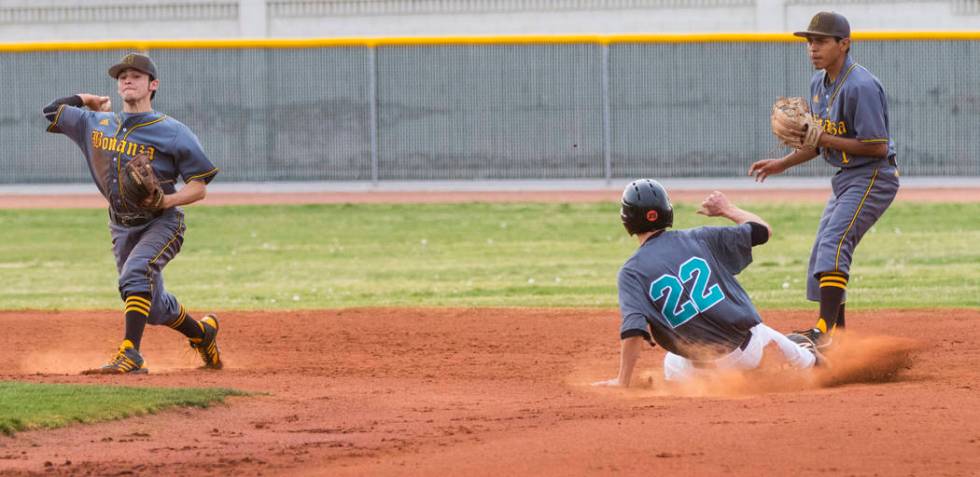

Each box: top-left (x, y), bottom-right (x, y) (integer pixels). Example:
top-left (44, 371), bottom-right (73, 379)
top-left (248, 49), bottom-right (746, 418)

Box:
top-left (42, 53), bottom-right (222, 374)
top-left (594, 180), bottom-right (821, 387)
top-left (750, 12), bottom-right (899, 348)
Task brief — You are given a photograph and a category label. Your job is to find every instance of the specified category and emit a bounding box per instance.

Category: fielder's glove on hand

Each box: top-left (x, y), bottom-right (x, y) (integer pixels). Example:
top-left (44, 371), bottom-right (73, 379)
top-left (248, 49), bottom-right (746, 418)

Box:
top-left (771, 96), bottom-right (823, 149)
top-left (121, 153), bottom-right (165, 212)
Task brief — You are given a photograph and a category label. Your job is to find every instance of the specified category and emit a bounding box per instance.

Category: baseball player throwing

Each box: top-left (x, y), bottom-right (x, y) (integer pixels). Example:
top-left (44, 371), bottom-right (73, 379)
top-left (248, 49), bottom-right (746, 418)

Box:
top-left (751, 12), bottom-right (899, 348)
top-left (594, 180), bottom-right (821, 387)
top-left (43, 53), bottom-right (222, 374)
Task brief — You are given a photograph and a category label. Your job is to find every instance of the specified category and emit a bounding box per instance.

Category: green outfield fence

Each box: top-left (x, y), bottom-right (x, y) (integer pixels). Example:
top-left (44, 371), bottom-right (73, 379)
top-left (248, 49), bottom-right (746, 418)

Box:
top-left (1, 33), bottom-right (978, 183)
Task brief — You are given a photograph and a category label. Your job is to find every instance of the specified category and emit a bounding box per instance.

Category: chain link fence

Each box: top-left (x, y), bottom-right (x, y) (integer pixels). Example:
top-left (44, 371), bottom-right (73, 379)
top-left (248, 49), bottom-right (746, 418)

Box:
top-left (1, 36), bottom-right (978, 183)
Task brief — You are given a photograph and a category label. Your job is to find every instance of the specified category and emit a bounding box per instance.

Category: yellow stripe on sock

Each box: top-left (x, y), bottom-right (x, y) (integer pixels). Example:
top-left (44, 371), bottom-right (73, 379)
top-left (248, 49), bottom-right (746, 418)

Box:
top-left (820, 276), bottom-right (849, 285)
top-left (126, 296), bottom-right (151, 306)
top-left (125, 301), bottom-right (150, 313)
top-left (125, 299), bottom-right (150, 308)
top-left (125, 305), bottom-right (150, 315)
top-left (125, 306), bottom-right (150, 316)
top-left (816, 318), bottom-right (828, 333)
top-left (820, 282), bottom-right (848, 290)
top-left (168, 314), bottom-right (186, 330)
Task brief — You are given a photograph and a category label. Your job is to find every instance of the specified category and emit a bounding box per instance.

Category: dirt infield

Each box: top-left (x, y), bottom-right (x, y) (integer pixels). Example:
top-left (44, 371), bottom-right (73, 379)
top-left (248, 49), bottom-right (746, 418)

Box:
top-left (2, 186), bottom-right (980, 208)
top-left (1, 308), bottom-right (978, 476)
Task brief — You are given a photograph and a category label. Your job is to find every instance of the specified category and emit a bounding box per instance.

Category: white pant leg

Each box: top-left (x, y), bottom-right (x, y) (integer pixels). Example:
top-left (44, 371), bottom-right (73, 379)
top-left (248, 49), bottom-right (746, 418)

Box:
top-left (663, 351), bottom-right (695, 382)
top-left (722, 324), bottom-right (815, 370)
top-left (662, 324), bottom-right (815, 382)
top-left (756, 324), bottom-right (816, 369)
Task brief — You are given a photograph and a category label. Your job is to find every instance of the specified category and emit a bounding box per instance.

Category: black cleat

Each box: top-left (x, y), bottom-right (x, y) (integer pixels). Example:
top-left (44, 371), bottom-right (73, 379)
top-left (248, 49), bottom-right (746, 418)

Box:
top-left (786, 332), bottom-right (829, 367)
top-left (793, 327), bottom-right (833, 349)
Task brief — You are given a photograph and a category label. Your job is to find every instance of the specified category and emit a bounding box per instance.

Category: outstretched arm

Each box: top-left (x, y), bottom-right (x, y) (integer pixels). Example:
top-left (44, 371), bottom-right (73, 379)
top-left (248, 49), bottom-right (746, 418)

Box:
top-left (42, 95), bottom-right (83, 122)
top-left (697, 191), bottom-right (772, 241)
top-left (43, 94), bottom-right (111, 122)
top-left (592, 336), bottom-right (645, 388)
top-left (748, 148), bottom-right (819, 182)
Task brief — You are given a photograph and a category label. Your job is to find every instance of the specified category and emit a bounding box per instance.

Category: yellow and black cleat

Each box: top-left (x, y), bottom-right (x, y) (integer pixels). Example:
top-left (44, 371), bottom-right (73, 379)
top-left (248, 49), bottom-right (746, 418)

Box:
top-left (81, 339), bottom-right (148, 375)
top-left (190, 314), bottom-right (223, 370)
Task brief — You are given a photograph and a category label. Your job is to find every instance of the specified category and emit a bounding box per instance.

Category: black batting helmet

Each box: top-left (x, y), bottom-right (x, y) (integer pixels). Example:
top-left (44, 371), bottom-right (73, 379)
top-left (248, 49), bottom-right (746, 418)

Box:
top-left (620, 179), bottom-right (673, 235)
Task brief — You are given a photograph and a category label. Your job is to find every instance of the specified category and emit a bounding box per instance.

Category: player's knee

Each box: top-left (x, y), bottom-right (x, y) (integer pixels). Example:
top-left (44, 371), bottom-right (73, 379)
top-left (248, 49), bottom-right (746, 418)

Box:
top-left (118, 259), bottom-right (152, 294)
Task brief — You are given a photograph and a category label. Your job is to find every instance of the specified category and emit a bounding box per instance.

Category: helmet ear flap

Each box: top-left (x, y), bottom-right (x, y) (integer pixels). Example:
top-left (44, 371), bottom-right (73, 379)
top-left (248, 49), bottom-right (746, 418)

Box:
top-left (621, 203), bottom-right (638, 235)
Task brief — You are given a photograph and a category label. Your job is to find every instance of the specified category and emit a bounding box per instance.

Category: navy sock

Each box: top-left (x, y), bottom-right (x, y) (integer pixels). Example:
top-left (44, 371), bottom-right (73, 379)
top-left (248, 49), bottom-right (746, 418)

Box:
top-left (166, 304), bottom-right (205, 341)
top-left (123, 293), bottom-right (151, 350)
top-left (816, 272), bottom-right (848, 333)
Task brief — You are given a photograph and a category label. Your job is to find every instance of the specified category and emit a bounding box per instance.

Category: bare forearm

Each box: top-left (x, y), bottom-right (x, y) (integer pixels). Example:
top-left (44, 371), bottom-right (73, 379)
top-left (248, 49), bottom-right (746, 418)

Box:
top-left (162, 180), bottom-right (206, 209)
top-left (781, 147), bottom-right (820, 169)
top-left (616, 337), bottom-right (644, 387)
top-left (819, 135), bottom-right (889, 158)
top-left (723, 204), bottom-right (768, 227)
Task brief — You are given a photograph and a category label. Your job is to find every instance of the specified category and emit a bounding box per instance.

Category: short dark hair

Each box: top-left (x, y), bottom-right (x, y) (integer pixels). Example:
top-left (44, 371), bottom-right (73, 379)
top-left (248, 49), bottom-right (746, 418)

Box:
top-left (150, 75), bottom-right (156, 101)
top-left (835, 36), bottom-right (851, 55)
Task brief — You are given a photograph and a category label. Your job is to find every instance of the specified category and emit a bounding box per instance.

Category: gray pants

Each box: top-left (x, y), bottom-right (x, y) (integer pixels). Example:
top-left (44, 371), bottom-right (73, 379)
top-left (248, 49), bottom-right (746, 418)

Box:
top-left (806, 161), bottom-right (900, 302)
top-left (110, 208), bottom-right (186, 325)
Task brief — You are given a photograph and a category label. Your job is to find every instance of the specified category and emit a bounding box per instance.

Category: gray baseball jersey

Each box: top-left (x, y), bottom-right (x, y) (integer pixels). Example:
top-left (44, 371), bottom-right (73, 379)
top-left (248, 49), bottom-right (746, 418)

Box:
top-left (808, 55), bottom-right (895, 169)
top-left (618, 224), bottom-right (762, 358)
top-left (46, 106), bottom-right (217, 212)
top-left (44, 101), bottom-right (217, 325)
top-left (804, 55), bottom-right (900, 301)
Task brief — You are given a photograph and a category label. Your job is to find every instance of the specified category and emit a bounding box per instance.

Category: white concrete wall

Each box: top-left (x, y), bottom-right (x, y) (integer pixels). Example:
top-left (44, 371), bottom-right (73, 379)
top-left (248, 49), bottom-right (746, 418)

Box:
top-left (267, 7), bottom-right (758, 37)
top-left (785, 2), bottom-right (980, 31)
top-left (0, 0), bottom-right (979, 42)
top-left (0, 0), bottom-right (241, 41)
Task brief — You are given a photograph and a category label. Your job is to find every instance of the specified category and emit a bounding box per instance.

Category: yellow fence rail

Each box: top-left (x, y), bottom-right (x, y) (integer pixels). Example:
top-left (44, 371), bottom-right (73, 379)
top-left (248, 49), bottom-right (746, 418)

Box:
top-left (2, 31), bottom-right (980, 52)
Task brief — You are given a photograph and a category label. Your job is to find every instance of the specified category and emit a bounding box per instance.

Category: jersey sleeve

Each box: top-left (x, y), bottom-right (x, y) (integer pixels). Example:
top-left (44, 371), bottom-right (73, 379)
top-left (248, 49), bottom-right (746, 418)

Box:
top-left (45, 105), bottom-right (89, 142)
top-left (846, 81), bottom-right (889, 144)
top-left (173, 123), bottom-right (219, 184)
top-left (617, 266), bottom-right (650, 338)
top-left (693, 224), bottom-right (754, 275)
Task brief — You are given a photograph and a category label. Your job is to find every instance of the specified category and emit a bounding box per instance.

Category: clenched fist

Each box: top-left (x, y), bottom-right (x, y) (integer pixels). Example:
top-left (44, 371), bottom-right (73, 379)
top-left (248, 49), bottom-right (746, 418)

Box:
top-left (77, 93), bottom-right (111, 112)
top-left (697, 190), bottom-right (732, 217)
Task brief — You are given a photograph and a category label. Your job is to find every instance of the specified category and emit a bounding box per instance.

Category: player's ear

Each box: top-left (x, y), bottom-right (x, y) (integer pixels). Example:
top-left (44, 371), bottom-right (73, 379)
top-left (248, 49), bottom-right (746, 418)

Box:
top-left (149, 78), bottom-right (159, 92)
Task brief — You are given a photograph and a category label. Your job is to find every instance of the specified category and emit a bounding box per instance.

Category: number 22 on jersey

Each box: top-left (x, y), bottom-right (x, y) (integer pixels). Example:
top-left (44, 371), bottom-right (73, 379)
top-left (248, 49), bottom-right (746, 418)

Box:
top-left (649, 257), bottom-right (725, 328)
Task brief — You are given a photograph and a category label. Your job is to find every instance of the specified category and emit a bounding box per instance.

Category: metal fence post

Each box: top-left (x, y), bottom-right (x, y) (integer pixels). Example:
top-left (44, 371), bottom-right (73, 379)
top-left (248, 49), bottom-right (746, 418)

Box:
top-left (601, 43), bottom-right (612, 183)
top-left (369, 46), bottom-right (380, 185)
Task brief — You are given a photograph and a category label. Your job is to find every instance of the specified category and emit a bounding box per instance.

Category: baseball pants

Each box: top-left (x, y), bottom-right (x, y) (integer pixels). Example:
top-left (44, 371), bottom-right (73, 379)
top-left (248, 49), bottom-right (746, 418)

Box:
top-left (111, 207), bottom-right (186, 326)
top-left (663, 323), bottom-right (816, 382)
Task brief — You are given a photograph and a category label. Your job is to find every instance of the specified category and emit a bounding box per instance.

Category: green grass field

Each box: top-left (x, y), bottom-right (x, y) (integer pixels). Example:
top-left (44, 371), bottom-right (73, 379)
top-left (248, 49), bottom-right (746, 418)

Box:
top-left (0, 382), bottom-right (244, 435)
top-left (1, 201), bottom-right (977, 310)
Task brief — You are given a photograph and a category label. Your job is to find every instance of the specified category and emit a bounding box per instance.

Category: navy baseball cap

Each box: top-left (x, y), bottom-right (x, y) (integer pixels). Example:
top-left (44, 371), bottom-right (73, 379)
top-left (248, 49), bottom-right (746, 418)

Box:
top-left (794, 11), bottom-right (850, 39)
top-left (108, 53), bottom-right (158, 79)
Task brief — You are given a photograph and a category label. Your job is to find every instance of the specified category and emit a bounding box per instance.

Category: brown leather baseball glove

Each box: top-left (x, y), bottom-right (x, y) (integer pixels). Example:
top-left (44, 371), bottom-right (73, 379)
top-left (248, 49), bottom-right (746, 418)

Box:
top-left (771, 97), bottom-right (823, 149)
top-left (121, 153), bottom-right (164, 212)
